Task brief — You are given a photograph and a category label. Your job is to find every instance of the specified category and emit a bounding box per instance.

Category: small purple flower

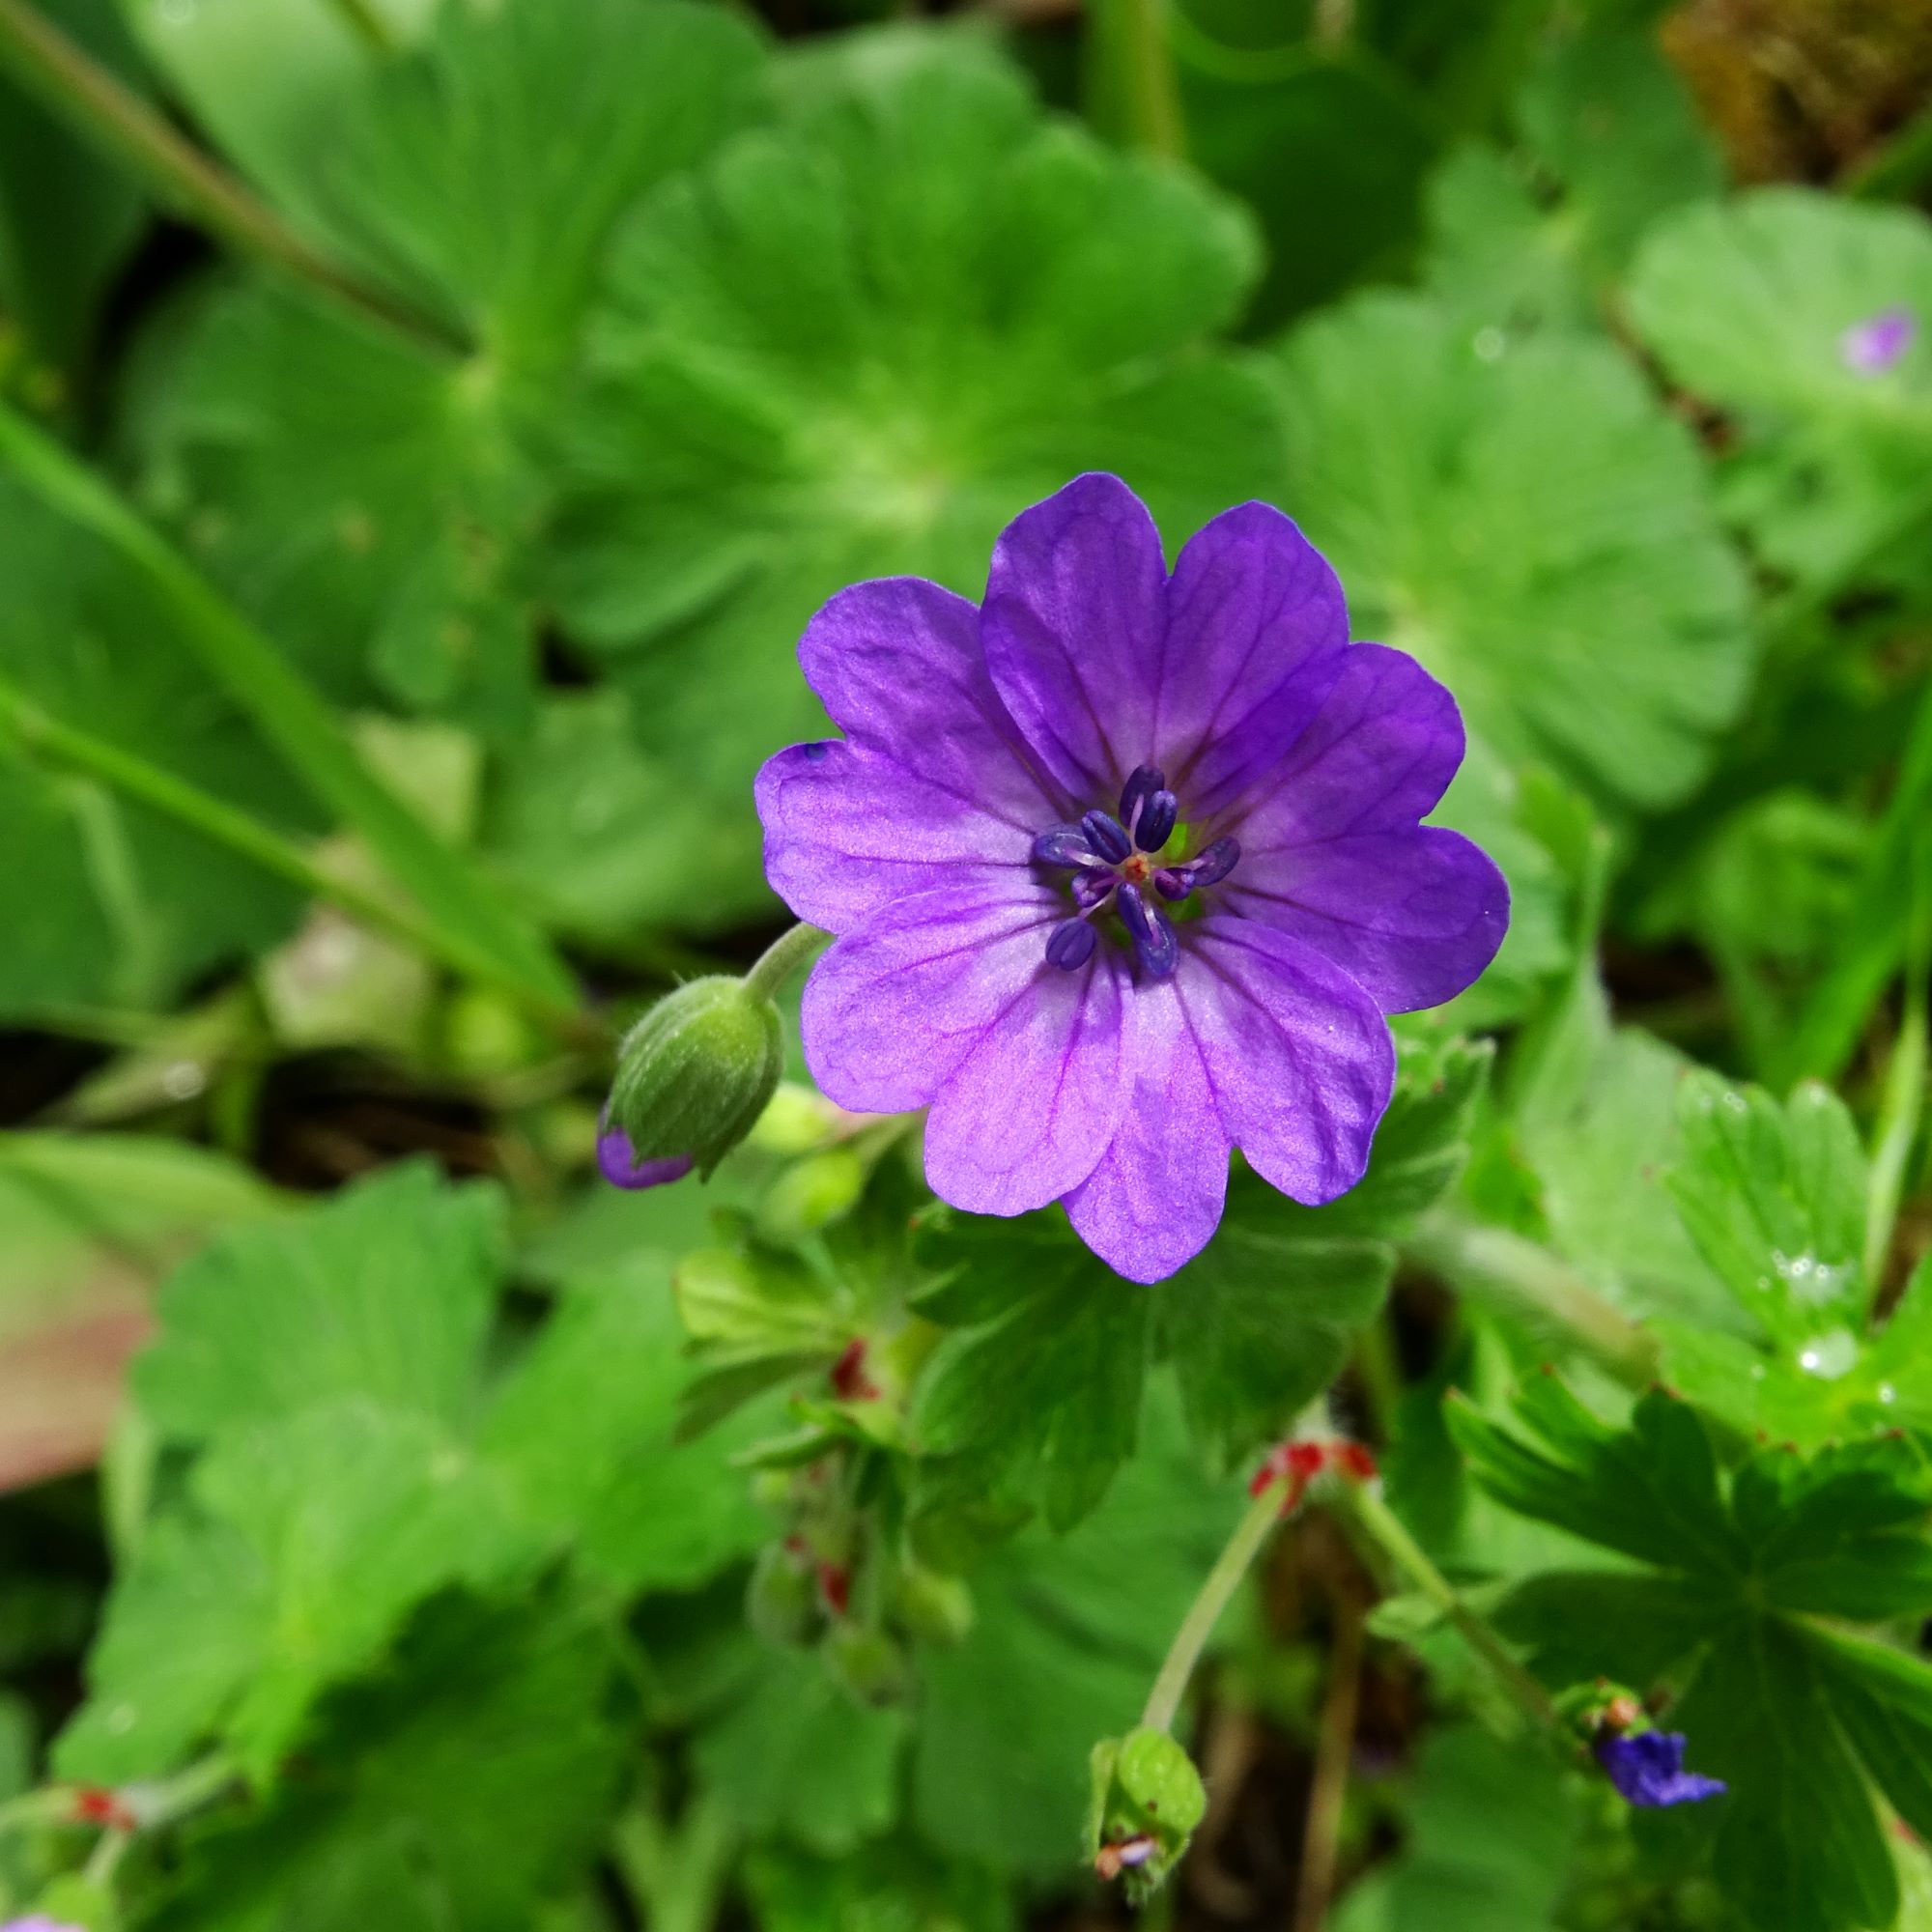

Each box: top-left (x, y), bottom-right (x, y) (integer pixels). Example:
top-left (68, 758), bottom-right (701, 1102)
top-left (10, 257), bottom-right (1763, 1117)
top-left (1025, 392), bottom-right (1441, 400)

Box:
top-left (1595, 1730), bottom-right (1727, 1807)
top-left (755, 475), bottom-right (1507, 1282)
top-left (596, 1118), bottom-right (695, 1191)
top-left (3, 1918), bottom-right (89, 1932)
top-left (1840, 306), bottom-right (1915, 376)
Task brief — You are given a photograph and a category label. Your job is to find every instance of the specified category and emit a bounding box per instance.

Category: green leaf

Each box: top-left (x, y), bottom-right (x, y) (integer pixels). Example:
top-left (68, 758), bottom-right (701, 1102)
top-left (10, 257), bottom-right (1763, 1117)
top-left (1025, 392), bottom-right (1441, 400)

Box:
top-left (911, 1385), bottom-right (1241, 1877)
top-left (124, 0), bottom-right (765, 735)
top-left (1627, 189), bottom-right (1932, 590)
top-left (1460, 1379), bottom-right (1932, 1932)
top-left (0, 1131), bottom-right (278, 1491)
top-left (0, 0), bottom-right (149, 384)
top-left (744, 1840), bottom-right (1015, 1932)
top-left (1425, 19), bottom-right (1722, 341)
top-left (55, 1398), bottom-right (520, 1784)
top-left (552, 35), bottom-right (1278, 925)
top-left (479, 1261), bottom-right (773, 1595)
top-left (913, 1214), bottom-right (1150, 1532)
top-left (0, 403), bottom-right (579, 1013)
top-left (144, 1597), bottom-right (626, 1932)
top-left (915, 1037), bottom-right (1489, 1498)
top-left (1676, 1615), bottom-right (1897, 1932)
top-left (0, 474), bottom-right (315, 1015)
top-left (1650, 1073), bottom-right (1910, 1445)
top-left (135, 1161), bottom-right (503, 1445)
top-left (693, 1643), bottom-right (908, 1857)
top-left (1163, 1036), bottom-right (1489, 1464)
top-left (1329, 1724), bottom-right (1579, 1932)
top-left (1268, 291), bottom-right (1753, 815)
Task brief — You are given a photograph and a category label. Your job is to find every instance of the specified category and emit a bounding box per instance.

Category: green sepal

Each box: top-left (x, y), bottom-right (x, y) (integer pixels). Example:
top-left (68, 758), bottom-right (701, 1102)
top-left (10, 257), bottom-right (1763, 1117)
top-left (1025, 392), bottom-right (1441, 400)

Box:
top-left (1085, 1725), bottom-right (1208, 1902)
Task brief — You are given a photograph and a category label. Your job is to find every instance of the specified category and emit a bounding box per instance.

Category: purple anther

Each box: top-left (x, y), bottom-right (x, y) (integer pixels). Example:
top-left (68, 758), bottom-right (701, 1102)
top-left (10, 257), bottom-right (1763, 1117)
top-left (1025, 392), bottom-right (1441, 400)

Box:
top-left (1081, 809), bottom-right (1132, 864)
top-left (1185, 836), bottom-right (1239, 888)
top-left (1044, 919), bottom-right (1097, 971)
top-left (1152, 867), bottom-right (1190, 902)
top-left (1118, 883), bottom-right (1179, 979)
top-left (1118, 765), bottom-right (1166, 829)
top-left (1033, 825), bottom-right (1099, 867)
top-left (1134, 789), bottom-right (1179, 852)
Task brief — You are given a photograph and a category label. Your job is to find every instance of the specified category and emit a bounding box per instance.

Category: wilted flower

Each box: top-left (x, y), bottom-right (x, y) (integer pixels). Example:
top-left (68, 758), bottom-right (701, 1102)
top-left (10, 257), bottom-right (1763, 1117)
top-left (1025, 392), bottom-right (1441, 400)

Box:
top-left (757, 475), bottom-right (1507, 1281)
top-left (1840, 306), bottom-right (1915, 376)
top-left (1595, 1729), bottom-right (1727, 1807)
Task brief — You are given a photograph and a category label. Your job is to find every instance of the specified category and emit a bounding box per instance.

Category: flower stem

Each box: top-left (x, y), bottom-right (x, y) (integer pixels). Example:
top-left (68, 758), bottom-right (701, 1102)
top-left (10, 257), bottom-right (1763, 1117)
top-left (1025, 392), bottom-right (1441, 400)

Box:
top-left (1864, 865), bottom-right (1929, 1293)
top-left (1088, 0), bottom-right (1186, 160)
top-left (1141, 1484), bottom-right (1281, 1735)
top-left (1406, 1207), bottom-right (1661, 1390)
top-left (1334, 1483), bottom-right (1557, 1730)
top-left (326, 0), bottom-right (397, 54)
top-left (743, 923), bottom-right (827, 1001)
top-left (0, 0), bottom-right (458, 354)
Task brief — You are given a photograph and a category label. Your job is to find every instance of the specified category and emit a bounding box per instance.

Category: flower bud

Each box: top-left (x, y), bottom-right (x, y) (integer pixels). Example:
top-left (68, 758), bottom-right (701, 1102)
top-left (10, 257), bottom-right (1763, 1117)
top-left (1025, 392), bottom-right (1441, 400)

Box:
top-left (601, 976), bottom-right (784, 1186)
top-left (755, 1147), bottom-right (867, 1241)
top-left (747, 1542), bottom-right (820, 1647)
top-left (824, 1623), bottom-right (913, 1709)
top-left (895, 1563), bottom-right (975, 1646)
top-left (1086, 1726), bottom-right (1208, 1902)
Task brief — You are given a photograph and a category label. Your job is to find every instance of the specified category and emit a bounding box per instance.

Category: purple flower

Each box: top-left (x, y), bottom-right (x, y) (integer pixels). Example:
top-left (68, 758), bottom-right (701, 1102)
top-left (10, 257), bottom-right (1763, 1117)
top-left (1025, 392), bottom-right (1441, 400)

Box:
top-left (1840, 306), bottom-right (1915, 376)
top-left (3, 1918), bottom-right (88, 1932)
top-left (755, 475), bottom-right (1507, 1282)
top-left (1595, 1730), bottom-right (1726, 1808)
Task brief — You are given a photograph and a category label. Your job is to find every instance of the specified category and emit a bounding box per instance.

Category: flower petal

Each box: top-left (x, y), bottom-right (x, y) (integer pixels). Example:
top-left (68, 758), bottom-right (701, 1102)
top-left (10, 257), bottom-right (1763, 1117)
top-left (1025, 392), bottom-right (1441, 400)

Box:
top-left (1156, 501), bottom-right (1350, 818)
top-left (1180, 918), bottom-right (1394, 1205)
top-left (799, 880), bottom-right (1062, 1115)
top-left (980, 473), bottom-right (1169, 798)
top-left (1238, 642), bottom-right (1466, 845)
top-left (923, 942), bottom-right (1130, 1217)
top-left (798, 575), bottom-right (1060, 823)
top-left (1065, 978), bottom-right (1230, 1282)
top-left (1225, 826), bottom-right (1509, 1014)
top-left (757, 739), bottom-right (1036, 930)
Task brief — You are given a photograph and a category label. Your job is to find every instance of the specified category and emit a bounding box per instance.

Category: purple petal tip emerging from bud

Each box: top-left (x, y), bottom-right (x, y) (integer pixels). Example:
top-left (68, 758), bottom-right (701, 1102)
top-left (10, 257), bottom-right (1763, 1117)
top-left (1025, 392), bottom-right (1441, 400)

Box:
top-left (597, 1125), bottom-right (695, 1191)
top-left (1594, 1732), bottom-right (1726, 1808)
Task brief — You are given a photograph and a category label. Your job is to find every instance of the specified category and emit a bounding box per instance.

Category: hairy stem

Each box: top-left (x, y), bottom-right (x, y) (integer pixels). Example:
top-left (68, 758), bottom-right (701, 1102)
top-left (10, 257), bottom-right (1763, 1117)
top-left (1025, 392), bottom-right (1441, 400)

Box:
top-left (743, 922), bottom-right (828, 1000)
top-left (1337, 1483), bottom-right (1557, 1729)
top-left (1865, 867), bottom-right (1930, 1293)
top-left (0, 0), bottom-right (458, 352)
top-left (1142, 1484), bottom-right (1281, 1735)
top-left (1406, 1208), bottom-right (1662, 1390)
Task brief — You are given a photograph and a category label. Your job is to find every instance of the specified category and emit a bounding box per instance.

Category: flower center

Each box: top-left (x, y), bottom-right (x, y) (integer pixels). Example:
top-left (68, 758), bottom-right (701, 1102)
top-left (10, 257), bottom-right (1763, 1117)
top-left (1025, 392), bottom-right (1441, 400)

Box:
top-left (1029, 764), bottom-right (1240, 980)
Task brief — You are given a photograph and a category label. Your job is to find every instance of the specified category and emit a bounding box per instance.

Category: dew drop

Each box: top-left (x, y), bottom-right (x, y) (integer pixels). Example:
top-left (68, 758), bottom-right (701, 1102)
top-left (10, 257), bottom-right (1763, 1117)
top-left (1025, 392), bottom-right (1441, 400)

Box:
top-left (1472, 326), bottom-right (1506, 363)
top-left (160, 1061), bottom-right (206, 1101)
